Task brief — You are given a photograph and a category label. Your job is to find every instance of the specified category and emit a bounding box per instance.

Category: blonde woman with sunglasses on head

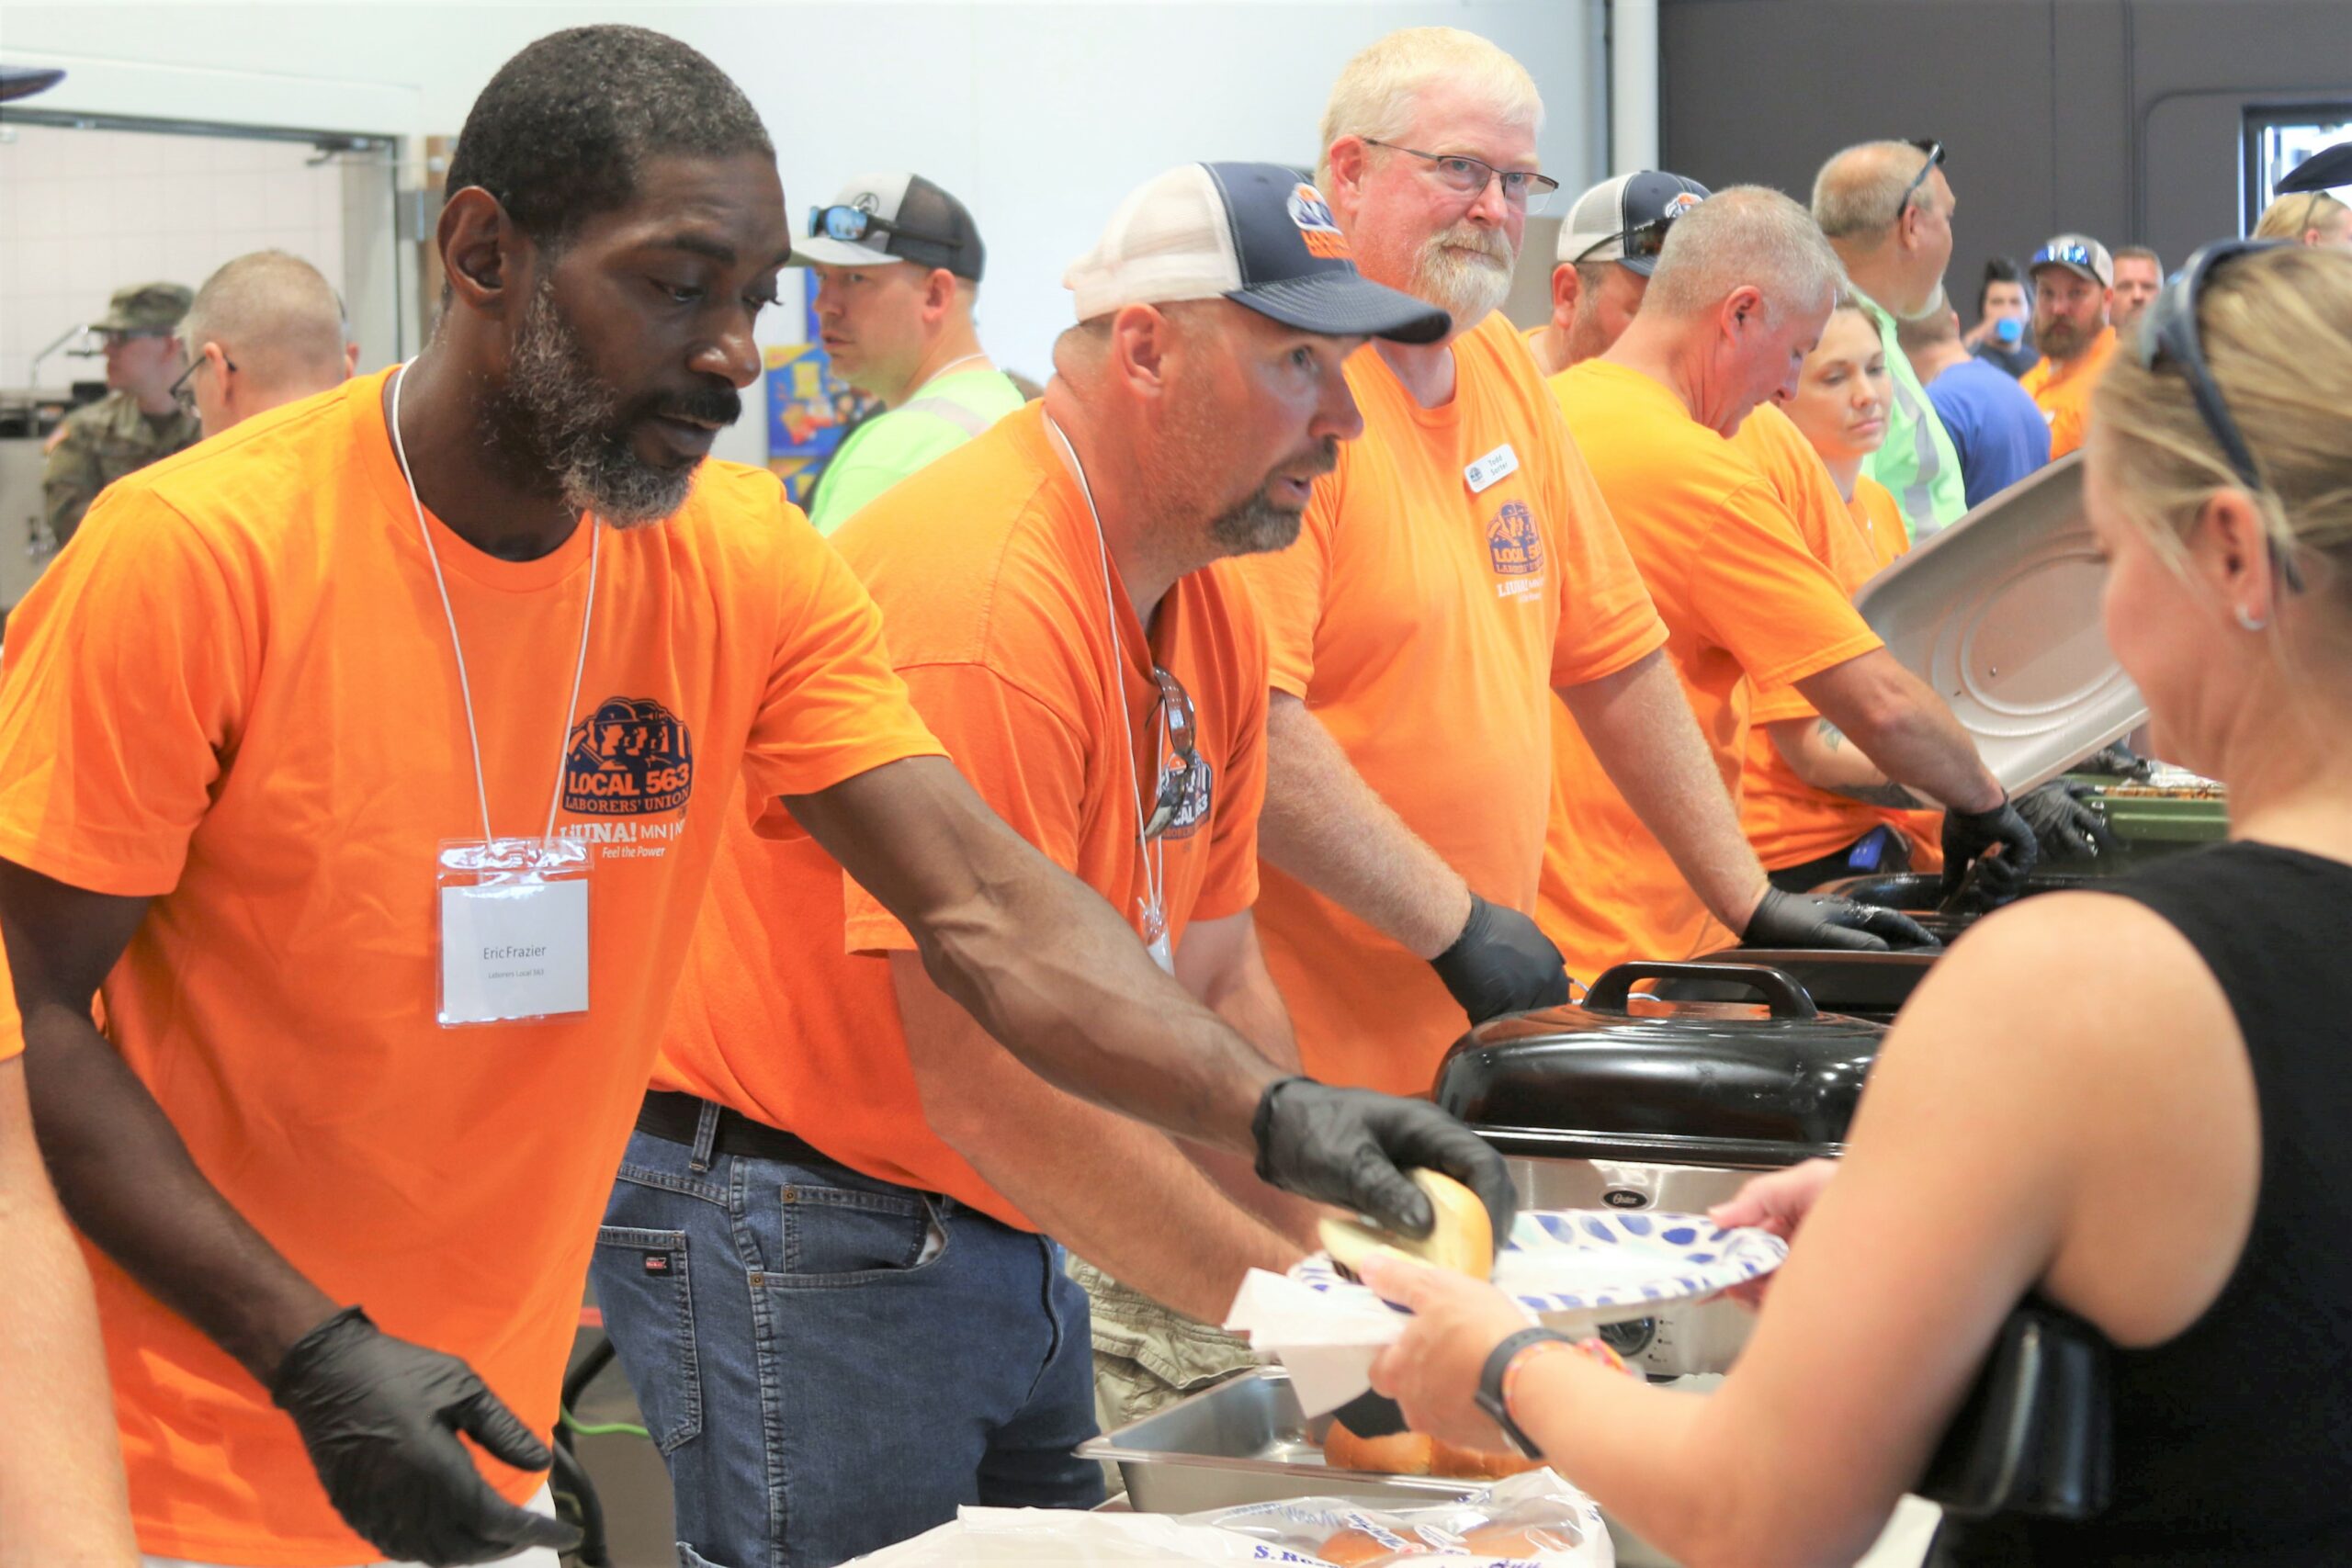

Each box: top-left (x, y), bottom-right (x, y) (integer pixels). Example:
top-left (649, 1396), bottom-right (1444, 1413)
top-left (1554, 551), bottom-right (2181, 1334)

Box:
top-left (1357, 241), bottom-right (2352, 1566)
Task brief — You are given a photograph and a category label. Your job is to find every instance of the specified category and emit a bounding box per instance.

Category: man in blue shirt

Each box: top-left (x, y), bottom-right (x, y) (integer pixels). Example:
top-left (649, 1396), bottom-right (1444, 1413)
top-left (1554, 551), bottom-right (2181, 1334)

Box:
top-left (1900, 303), bottom-right (2051, 511)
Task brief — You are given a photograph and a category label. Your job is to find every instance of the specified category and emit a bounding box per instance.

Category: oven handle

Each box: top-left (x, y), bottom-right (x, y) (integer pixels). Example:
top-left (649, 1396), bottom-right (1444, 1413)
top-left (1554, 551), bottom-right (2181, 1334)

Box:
top-left (1582, 961), bottom-right (1819, 1019)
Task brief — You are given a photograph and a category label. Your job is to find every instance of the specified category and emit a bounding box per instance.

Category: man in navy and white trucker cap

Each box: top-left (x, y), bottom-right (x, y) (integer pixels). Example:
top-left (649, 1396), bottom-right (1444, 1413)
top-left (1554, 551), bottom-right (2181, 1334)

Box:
top-left (1528, 169), bottom-right (1711, 374)
top-left (1066, 160), bottom-right (1450, 342)
top-left (621, 157), bottom-right (1481, 1566)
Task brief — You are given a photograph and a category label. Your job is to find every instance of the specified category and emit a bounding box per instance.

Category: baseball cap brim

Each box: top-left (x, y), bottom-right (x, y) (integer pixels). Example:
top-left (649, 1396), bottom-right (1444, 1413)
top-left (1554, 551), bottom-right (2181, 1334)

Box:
top-left (791, 235), bottom-right (900, 269)
top-left (1227, 271), bottom-right (1450, 345)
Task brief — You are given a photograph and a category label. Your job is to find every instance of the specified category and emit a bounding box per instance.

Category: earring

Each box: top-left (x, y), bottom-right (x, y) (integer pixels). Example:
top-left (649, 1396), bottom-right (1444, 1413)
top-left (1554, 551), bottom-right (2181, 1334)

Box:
top-left (2234, 604), bottom-right (2269, 632)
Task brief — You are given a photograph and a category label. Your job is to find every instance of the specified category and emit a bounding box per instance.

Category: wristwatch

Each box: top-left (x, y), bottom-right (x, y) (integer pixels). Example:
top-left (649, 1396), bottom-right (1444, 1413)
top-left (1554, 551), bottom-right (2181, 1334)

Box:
top-left (1475, 1325), bottom-right (1569, 1457)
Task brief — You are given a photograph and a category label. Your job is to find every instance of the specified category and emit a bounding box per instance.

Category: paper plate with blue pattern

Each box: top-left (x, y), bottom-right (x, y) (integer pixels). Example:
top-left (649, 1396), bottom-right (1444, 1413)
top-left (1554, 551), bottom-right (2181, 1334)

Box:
top-left (1290, 1209), bottom-right (1787, 1322)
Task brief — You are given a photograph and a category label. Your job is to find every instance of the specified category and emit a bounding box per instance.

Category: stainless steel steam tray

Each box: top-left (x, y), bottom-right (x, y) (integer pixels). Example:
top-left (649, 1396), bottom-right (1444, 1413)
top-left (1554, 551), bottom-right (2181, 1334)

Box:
top-left (1078, 1368), bottom-right (1479, 1513)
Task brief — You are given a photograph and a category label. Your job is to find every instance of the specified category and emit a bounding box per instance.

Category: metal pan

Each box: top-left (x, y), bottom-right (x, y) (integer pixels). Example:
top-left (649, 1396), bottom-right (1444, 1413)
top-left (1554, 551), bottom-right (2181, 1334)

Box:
top-left (1078, 1369), bottom-right (1478, 1512)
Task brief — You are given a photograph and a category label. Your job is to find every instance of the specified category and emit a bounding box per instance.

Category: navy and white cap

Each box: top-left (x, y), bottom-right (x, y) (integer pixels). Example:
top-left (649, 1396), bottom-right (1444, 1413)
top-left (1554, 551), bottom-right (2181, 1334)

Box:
top-left (1558, 171), bottom-right (1713, 274)
top-left (2029, 233), bottom-right (2115, 288)
top-left (1063, 162), bottom-right (1449, 344)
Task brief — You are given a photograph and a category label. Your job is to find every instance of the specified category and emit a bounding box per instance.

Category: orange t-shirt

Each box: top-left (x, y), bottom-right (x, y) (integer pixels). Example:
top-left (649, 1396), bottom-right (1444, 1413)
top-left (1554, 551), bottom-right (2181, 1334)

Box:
top-left (0, 946), bottom-right (17, 1064)
top-left (1739, 473), bottom-right (1934, 871)
top-left (653, 405), bottom-right (1268, 1227)
top-left (0, 369), bottom-right (942, 1565)
top-left (2018, 325), bottom-right (2117, 458)
top-left (1235, 315), bottom-right (1667, 1095)
top-left (1537, 361), bottom-right (1884, 979)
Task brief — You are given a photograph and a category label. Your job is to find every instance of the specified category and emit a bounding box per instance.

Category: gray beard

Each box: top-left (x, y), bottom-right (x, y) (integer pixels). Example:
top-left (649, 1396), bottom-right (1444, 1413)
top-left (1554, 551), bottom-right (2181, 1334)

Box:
top-left (484, 280), bottom-right (698, 527)
top-left (1206, 485), bottom-right (1306, 557)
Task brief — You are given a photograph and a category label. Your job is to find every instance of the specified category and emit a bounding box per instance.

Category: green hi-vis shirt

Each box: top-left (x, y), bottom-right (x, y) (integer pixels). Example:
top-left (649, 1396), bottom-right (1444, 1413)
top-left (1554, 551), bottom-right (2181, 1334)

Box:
top-left (42, 391), bottom-right (202, 550)
top-left (807, 368), bottom-right (1028, 535)
top-left (1859, 295), bottom-right (1968, 538)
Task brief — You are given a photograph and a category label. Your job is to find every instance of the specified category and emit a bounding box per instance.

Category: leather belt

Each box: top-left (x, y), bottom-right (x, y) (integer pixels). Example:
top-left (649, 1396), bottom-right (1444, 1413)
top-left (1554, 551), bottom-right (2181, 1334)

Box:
top-left (636, 1089), bottom-right (875, 1182)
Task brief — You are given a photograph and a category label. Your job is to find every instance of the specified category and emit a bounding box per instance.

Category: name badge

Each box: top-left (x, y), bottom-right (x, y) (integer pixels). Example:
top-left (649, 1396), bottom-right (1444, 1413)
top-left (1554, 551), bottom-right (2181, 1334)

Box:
top-left (1464, 443), bottom-right (1519, 493)
top-left (436, 839), bottom-right (591, 1026)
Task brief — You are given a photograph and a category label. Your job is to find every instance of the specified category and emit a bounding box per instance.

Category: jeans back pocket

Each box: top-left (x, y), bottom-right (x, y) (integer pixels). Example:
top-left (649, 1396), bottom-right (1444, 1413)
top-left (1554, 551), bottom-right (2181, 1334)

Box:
top-left (591, 1225), bottom-right (704, 1452)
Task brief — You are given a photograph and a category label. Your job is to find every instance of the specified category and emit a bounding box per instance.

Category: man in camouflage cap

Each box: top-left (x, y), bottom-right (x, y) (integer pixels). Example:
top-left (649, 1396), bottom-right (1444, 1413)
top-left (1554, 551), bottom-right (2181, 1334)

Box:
top-left (40, 282), bottom-right (202, 550)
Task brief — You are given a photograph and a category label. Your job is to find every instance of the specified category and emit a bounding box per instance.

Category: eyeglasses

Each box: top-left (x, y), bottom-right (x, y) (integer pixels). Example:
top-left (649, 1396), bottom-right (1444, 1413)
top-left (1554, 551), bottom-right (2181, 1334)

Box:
top-left (2135, 237), bottom-right (2303, 593)
top-left (1362, 140), bottom-right (1561, 213)
top-left (1141, 666), bottom-right (1200, 840)
top-left (807, 204), bottom-right (956, 251)
top-left (167, 350), bottom-right (235, 412)
top-left (1895, 138), bottom-right (1944, 220)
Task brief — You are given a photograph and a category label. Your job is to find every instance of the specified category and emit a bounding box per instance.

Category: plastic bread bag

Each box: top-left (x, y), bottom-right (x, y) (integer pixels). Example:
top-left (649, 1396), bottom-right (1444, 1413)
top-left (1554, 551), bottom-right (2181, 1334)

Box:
top-left (1191, 1469), bottom-right (1614, 1566)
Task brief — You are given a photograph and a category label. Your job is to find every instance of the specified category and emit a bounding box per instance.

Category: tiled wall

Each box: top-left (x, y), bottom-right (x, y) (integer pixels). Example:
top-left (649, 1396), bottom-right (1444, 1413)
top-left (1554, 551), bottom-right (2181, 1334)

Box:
top-left (0, 123), bottom-right (349, 389)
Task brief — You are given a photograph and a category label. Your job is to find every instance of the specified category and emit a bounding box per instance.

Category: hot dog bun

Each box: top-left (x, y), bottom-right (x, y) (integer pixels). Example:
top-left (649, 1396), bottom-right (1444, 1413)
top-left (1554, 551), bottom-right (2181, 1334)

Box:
top-left (1318, 1169), bottom-right (1494, 1279)
top-left (1320, 1418), bottom-right (1434, 1475)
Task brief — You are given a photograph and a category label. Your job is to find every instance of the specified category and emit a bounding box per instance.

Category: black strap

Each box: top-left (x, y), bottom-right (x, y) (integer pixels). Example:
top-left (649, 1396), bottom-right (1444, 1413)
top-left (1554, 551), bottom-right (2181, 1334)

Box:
top-left (1476, 1325), bottom-right (1571, 1457)
top-left (637, 1090), bottom-right (881, 1184)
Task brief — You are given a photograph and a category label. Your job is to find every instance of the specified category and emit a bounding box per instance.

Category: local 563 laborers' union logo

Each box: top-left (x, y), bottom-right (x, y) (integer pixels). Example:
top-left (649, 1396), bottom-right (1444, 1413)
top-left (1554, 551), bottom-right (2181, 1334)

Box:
top-left (563, 697), bottom-right (695, 816)
top-left (1487, 500), bottom-right (1543, 577)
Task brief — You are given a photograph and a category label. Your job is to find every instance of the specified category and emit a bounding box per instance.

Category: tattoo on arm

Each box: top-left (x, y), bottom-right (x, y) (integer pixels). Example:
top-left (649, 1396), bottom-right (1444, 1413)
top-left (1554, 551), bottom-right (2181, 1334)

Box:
top-left (1817, 718), bottom-right (1845, 752)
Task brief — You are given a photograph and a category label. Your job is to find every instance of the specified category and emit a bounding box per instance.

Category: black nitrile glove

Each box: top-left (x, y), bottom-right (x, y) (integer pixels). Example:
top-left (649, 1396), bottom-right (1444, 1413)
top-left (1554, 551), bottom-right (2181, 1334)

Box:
top-left (1251, 1077), bottom-right (1517, 1256)
top-left (2079, 742), bottom-right (2151, 781)
top-left (1939, 796), bottom-right (2040, 905)
top-left (1743, 886), bottom-right (1939, 953)
top-left (271, 1307), bottom-right (582, 1566)
top-left (1428, 893), bottom-right (1571, 1024)
top-left (2016, 779), bottom-right (2121, 863)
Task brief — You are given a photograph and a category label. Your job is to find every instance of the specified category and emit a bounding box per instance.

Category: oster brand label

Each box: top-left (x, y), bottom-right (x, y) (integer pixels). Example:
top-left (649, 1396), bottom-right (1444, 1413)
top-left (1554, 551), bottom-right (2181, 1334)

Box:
top-left (1487, 500), bottom-right (1544, 578)
top-left (562, 696), bottom-right (695, 816)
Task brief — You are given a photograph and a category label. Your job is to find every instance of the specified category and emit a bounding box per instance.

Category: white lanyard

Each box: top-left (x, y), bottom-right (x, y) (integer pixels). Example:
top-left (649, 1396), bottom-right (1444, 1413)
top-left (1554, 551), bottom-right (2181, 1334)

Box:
top-left (386, 364), bottom-right (600, 846)
top-left (1043, 413), bottom-right (1166, 947)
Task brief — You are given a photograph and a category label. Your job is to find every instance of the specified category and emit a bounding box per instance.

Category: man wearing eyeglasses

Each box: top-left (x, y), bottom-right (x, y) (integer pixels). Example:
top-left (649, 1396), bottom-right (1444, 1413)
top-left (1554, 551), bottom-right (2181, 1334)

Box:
top-left (177, 250), bottom-right (360, 440)
top-left (607, 159), bottom-right (1454, 1567)
top-left (1813, 141), bottom-right (1968, 534)
top-left (797, 173), bottom-right (1024, 534)
top-left (2020, 233), bottom-right (2120, 459)
top-left (1234, 31), bottom-right (1910, 1103)
top-left (1525, 170), bottom-right (1710, 378)
top-left (40, 281), bottom-right (200, 551)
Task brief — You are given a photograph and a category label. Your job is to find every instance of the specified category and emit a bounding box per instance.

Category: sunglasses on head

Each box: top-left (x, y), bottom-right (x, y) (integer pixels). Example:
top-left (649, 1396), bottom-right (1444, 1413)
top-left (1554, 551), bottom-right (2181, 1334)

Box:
top-left (1574, 213), bottom-right (1679, 266)
top-left (1896, 138), bottom-right (1944, 218)
top-left (808, 204), bottom-right (956, 251)
top-left (2032, 240), bottom-right (2100, 273)
top-left (1142, 666), bottom-right (1200, 841)
top-left (2135, 237), bottom-right (2303, 593)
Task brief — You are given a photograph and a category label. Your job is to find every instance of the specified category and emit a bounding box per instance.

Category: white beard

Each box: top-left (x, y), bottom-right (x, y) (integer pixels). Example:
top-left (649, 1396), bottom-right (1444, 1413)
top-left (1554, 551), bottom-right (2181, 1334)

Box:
top-left (1413, 225), bottom-right (1515, 330)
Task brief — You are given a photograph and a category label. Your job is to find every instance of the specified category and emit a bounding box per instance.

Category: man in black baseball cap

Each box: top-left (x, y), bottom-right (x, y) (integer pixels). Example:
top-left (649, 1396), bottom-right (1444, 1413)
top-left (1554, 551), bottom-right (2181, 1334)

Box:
top-left (598, 158), bottom-right (1493, 1565)
top-left (1527, 169), bottom-right (1711, 374)
top-left (797, 171), bottom-right (1026, 531)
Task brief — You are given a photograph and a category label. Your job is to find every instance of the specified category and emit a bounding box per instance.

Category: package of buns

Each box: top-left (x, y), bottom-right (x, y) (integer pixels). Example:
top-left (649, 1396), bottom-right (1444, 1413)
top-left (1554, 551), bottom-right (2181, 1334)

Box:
top-left (1183, 1469), bottom-right (1612, 1566)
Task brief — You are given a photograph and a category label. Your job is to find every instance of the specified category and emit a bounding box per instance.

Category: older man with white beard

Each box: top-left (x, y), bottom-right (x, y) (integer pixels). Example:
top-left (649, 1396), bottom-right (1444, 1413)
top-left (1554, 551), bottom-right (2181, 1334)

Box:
top-left (1230, 28), bottom-right (1902, 1102)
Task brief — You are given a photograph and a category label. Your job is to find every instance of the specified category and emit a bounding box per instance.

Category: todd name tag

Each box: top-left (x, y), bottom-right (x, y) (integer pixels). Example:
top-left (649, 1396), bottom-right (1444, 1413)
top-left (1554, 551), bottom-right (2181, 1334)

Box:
top-left (438, 876), bottom-right (590, 1025)
top-left (1464, 443), bottom-right (1520, 493)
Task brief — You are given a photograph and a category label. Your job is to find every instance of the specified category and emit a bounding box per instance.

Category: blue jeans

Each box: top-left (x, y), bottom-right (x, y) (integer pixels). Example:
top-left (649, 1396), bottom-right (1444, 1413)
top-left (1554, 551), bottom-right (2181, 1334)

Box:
top-left (591, 1116), bottom-right (1103, 1568)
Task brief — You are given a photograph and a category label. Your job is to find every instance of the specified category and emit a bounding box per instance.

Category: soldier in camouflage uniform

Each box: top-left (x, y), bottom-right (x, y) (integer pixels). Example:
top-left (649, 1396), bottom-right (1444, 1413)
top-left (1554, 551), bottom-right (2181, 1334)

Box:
top-left (40, 283), bottom-right (202, 551)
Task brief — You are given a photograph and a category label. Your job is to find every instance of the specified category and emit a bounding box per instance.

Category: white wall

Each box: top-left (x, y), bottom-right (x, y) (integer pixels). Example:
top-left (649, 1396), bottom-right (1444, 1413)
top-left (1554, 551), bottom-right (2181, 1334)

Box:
top-left (7, 1), bottom-right (1603, 464)
top-left (0, 124), bottom-right (352, 390)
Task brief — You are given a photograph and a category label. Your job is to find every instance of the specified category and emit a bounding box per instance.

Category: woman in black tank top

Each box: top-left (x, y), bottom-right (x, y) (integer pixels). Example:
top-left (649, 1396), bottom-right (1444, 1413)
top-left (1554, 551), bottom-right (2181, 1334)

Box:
top-left (1346, 240), bottom-right (2352, 1566)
